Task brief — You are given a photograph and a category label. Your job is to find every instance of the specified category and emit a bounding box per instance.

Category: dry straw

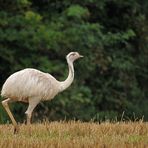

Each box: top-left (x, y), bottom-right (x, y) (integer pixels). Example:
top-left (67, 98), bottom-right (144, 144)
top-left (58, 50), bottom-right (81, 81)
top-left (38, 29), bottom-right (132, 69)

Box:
top-left (0, 121), bottom-right (148, 148)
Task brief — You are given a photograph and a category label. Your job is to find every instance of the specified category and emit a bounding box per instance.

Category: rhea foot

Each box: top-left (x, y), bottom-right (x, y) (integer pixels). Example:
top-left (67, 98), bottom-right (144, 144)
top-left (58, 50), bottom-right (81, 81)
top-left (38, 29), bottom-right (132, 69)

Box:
top-left (14, 125), bottom-right (19, 134)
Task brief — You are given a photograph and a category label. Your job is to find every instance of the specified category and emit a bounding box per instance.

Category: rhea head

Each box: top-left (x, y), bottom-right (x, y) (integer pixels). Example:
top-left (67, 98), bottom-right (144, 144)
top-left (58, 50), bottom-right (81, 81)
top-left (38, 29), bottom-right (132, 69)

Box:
top-left (66, 52), bottom-right (83, 63)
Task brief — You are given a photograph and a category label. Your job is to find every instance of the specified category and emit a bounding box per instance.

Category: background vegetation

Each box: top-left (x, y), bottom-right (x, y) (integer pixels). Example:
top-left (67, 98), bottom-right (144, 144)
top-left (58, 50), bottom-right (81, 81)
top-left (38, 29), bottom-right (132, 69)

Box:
top-left (0, 0), bottom-right (148, 123)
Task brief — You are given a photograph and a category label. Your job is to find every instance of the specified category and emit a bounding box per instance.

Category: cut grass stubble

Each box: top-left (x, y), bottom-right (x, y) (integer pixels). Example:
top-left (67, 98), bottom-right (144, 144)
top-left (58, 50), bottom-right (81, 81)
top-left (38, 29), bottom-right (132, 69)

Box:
top-left (0, 121), bottom-right (148, 148)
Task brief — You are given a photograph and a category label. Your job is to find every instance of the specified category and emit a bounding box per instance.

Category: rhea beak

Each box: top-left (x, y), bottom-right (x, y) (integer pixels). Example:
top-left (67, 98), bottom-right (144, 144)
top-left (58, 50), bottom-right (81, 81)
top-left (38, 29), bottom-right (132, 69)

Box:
top-left (79, 55), bottom-right (84, 58)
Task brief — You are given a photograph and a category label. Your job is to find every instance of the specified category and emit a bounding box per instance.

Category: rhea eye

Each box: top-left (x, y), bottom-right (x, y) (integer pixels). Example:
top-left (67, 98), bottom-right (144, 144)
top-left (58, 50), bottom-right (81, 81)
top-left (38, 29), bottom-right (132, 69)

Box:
top-left (71, 53), bottom-right (75, 56)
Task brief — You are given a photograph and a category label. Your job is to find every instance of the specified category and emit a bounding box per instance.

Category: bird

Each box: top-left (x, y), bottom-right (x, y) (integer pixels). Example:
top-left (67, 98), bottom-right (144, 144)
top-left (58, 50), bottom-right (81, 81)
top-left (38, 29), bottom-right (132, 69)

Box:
top-left (1, 52), bottom-right (83, 133)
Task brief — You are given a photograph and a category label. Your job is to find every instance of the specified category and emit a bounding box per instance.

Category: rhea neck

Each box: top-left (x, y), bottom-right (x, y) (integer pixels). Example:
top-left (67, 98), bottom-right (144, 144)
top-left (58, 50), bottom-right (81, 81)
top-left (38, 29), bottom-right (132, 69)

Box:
top-left (59, 58), bottom-right (74, 92)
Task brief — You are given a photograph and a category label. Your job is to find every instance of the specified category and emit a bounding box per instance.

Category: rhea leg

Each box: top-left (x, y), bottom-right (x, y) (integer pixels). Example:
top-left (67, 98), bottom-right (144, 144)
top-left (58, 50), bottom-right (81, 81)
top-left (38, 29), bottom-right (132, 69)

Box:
top-left (25, 99), bottom-right (39, 125)
top-left (2, 98), bottom-right (19, 133)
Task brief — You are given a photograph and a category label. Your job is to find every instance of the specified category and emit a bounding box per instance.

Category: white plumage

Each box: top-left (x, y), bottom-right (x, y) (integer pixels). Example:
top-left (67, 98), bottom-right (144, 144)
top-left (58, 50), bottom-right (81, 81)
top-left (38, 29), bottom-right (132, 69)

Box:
top-left (2, 68), bottom-right (60, 102)
top-left (1, 52), bottom-right (83, 133)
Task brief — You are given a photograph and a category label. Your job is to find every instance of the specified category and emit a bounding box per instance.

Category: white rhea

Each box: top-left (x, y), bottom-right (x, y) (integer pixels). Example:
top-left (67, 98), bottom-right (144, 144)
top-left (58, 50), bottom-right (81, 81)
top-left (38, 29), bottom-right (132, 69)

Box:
top-left (1, 52), bottom-right (83, 133)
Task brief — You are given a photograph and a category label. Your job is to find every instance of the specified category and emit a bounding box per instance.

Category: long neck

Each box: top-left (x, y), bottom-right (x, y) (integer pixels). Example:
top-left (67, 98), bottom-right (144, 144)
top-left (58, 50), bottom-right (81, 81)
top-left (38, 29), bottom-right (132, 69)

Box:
top-left (59, 60), bottom-right (74, 92)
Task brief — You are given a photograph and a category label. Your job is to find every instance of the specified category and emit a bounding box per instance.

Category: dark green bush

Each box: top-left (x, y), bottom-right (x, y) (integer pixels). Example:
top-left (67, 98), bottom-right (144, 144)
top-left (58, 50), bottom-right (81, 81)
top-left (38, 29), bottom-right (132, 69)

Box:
top-left (0, 0), bottom-right (148, 123)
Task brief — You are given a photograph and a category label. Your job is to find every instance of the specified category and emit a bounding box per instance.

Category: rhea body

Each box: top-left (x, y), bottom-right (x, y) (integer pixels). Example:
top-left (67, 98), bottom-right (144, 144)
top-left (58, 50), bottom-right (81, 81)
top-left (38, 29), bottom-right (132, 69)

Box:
top-left (1, 52), bottom-right (83, 133)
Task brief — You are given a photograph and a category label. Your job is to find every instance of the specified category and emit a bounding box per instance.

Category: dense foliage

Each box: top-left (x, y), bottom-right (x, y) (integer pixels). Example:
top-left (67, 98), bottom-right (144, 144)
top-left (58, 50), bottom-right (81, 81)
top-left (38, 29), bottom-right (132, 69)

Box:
top-left (0, 0), bottom-right (148, 123)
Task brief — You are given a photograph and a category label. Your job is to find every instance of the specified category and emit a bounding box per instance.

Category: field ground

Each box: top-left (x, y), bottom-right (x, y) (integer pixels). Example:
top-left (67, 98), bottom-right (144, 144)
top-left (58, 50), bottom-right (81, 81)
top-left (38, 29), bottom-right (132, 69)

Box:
top-left (0, 121), bottom-right (148, 148)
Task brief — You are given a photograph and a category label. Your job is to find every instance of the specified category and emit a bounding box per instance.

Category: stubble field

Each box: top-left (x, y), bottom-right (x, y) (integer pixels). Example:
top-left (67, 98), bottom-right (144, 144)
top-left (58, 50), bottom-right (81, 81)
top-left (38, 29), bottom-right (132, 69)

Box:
top-left (0, 121), bottom-right (148, 148)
